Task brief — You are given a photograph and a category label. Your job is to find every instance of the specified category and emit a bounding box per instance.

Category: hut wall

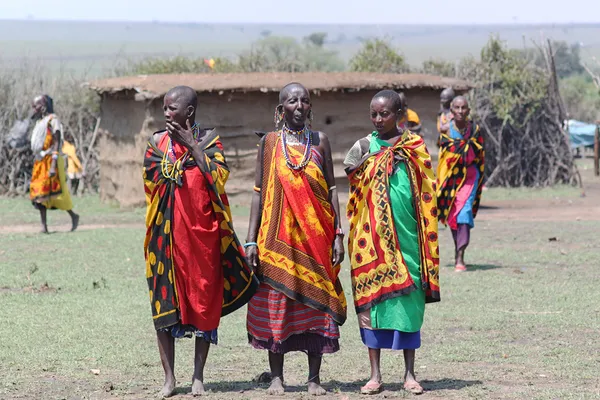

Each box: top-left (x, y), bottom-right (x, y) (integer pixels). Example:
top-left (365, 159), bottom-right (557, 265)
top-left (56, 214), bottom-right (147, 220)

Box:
top-left (99, 89), bottom-right (442, 207)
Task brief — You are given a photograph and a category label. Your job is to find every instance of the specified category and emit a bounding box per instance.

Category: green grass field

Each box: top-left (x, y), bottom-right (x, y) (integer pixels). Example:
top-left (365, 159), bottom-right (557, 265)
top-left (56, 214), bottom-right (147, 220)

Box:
top-left (1, 178), bottom-right (599, 399)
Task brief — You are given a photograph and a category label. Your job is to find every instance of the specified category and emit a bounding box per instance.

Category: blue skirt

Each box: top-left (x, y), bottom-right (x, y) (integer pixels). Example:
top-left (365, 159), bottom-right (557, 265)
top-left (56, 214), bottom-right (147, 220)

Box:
top-left (360, 328), bottom-right (421, 350)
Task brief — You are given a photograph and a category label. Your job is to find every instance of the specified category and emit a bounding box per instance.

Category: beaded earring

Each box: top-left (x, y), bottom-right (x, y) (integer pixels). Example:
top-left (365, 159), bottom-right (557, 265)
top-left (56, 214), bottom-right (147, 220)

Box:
top-left (274, 106), bottom-right (284, 129)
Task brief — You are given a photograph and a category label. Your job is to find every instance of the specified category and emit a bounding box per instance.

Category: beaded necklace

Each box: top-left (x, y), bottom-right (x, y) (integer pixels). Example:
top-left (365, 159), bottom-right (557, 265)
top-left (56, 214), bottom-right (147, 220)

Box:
top-left (160, 123), bottom-right (201, 181)
top-left (280, 124), bottom-right (312, 170)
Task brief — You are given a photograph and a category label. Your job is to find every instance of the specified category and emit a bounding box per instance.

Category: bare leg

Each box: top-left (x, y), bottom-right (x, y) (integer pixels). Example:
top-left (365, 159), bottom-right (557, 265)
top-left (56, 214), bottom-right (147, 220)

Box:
top-left (38, 205), bottom-right (48, 233)
top-left (307, 354), bottom-right (326, 396)
top-left (72, 178), bottom-right (80, 196)
top-left (191, 337), bottom-right (210, 396)
top-left (456, 248), bottom-right (466, 269)
top-left (454, 224), bottom-right (470, 271)
top-left (156, 331), bottom-right (176, 398)
top-left (360, 348), bottom-right (383, 394)
top-left (267, 352), bottom-right (285, 395)
top-left (403, 349), bottom-right (423, 394)
top-left (67, 209), bottom-right (79, 232)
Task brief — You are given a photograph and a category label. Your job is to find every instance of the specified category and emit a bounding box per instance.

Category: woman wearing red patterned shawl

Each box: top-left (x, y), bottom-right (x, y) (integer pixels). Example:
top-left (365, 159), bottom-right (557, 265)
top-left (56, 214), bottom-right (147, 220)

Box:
top-left (436, 96), bottom-right (485, 272)
top-left (143, 86), bottom-right (257, 397)
top-left (245, 83), bottom-right (347, 396)
top-left (344, 90), bottom-right (440, 395)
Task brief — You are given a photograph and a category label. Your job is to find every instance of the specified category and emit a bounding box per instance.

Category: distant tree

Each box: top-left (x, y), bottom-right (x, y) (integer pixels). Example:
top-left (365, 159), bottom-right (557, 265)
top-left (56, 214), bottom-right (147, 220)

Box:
top-left (553, 41), bottom-right (584, 78)
top-left (260, 29), bottom-right (272, 38)
top-left (421, 59), bottom-right (456, 77)
top-left (123, 56), bottom-right (211, 75)
top-left (304, 32), bottom-right (328, 47)
top-left (349, 38), bottom-right (409, 73)
top-left (560, 74), bottom-right (600, 122)
top-left (237, 36), bottom-right (304, 72)
top-left (515, 40), bottom-right (584, 79)
top-left (237, 36), bottom-right (344, 72)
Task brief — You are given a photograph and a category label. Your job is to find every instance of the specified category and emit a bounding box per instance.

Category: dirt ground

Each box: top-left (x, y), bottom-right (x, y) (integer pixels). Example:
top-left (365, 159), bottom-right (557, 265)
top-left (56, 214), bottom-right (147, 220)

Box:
top-left (3, 163), bottom-right (599, 234)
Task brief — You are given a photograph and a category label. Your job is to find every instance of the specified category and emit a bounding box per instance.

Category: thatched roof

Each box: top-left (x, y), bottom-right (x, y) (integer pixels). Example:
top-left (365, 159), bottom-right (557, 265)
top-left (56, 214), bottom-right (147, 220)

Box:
top-left (87, 72), bottom-right (472, 99)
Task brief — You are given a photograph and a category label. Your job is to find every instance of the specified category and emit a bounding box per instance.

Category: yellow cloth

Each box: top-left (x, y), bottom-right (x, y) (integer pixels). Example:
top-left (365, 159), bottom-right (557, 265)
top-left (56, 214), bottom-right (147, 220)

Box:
top-left (30, 122), bottom-right (73, 210)
top-left (398, 109), bottom-right (421, 129)
top-left (30, 154), bottom-right (73, 210)
top-left (62, 141), bottom-right (83, 177)
top-left (406, 109), bottom-right (420, 124)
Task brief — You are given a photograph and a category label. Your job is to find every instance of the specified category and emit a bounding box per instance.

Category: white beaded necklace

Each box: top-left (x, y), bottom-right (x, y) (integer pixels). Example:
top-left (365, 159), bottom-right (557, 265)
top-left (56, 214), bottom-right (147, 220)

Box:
top-left (280, 125), bottom-right (312, 170)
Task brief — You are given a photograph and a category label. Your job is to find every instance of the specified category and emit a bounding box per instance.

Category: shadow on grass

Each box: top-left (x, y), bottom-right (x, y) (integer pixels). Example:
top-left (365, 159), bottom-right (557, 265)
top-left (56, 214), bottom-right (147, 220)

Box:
top-left (443, 263), bottom-right (503, 271)
top-left (327, 378), bottom-right (483, 394)
top-left (467, 264), bottom-right (503, 271)
top-left (478, 204), bottom-right (500, 210)
top-left (421, 378), bottom-right (484, 391)
top-left (177, 380), bottom-right (310, 394)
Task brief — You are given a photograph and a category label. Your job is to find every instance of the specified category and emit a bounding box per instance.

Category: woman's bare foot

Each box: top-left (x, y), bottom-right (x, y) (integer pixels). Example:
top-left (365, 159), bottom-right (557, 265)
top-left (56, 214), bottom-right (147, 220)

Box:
top-left (455, 263), bottom-right (467, 272)
top-left (360, 379), bottom-right (383, 395)
top-left (267, 376), bottom-right (285, 395)
top-left (159, 377), bottom-right (176, 398)
top-left (191, 378), bottom-right (206, 396)
top-left (403, 378), bottom-right (424, 395)
top-left (307, 381), bottom-right (327, 396)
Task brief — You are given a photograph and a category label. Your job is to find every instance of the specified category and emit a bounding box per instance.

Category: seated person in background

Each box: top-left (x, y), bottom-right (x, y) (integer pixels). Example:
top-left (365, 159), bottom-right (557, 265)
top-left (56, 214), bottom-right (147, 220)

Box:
top-left (397, 92), bottom-right (422, 134)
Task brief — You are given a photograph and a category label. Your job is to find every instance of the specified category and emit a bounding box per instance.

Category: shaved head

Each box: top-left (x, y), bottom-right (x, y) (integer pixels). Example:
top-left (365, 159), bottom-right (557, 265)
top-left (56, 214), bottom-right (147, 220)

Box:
top-left (440, 87), bottom-right (456, 102)
top-left (165, 86), bottom-right (197, 109)
top-left (451, 95), bottom-right (468, 108)
top-left (279, 82), bottom-right (309, 104)
top-left (372, 90), bottom-right (402, 113)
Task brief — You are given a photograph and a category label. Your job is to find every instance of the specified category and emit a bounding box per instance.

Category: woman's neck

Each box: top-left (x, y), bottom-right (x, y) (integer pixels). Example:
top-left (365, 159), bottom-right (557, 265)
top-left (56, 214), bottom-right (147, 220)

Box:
top-left (378, 128), bottom-right (402, 140)
top-left (454, 119), bottom-right (467, 130)
top-left (283, 123), bottom-right (307, 133)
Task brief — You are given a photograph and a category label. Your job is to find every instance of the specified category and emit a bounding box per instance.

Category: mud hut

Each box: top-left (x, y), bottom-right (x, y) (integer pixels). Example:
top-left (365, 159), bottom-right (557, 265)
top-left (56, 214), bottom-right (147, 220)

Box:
top-left (88, 72), bottom-right (471, 207)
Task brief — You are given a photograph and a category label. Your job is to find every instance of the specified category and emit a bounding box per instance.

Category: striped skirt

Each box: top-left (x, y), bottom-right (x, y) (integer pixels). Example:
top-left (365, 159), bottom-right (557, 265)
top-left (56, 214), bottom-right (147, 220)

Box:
top-left (247, 282), bottom-right (340, 355)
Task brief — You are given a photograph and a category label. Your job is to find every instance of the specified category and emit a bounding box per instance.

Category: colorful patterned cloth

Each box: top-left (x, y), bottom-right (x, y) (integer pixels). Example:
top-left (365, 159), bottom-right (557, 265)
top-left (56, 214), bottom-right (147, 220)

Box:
top-left (437, 121), bottom-right (485, 228)
top-left (143, 129), bottom-right (258, 330)
top-left (247, 282), bottom-right (340, 354)
top-left (345, 131), bottom-right (440, 314)
top-left (253, 131), bottom-right (347, 325)
top-left (437, 111), bottom-right (452, 134)
top-left (29, 115), bottom-right (73, 210)
top-left (62, 140), bottom-right (83, 179)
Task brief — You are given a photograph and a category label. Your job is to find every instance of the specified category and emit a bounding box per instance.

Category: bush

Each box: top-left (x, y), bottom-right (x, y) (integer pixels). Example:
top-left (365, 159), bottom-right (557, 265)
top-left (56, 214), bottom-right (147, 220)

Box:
top-left (458, 37), bottom-right (578, 187)
top-left (421, 59), bottom-right (456, 77)
top-left (560, 74), bottom-right (600, 122)
top-left (349, 38), bottom-right (409, 73)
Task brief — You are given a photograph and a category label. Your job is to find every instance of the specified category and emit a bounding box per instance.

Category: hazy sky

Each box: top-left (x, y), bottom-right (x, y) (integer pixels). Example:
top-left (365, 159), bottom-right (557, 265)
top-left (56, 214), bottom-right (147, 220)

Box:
top-left (1, 0), bottom-right (599, 24)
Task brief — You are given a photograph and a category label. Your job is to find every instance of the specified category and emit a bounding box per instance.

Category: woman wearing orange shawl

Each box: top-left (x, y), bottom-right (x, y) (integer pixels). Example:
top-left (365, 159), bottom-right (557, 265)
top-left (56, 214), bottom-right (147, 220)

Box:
top-left (437, 96), bottom-right (485, 271)
top-left (29, 95), bottom-right (79, 233)
top-left (344, 90), bottom-right (440, 395)
top-left (245, 83), bottom-right (347, 396)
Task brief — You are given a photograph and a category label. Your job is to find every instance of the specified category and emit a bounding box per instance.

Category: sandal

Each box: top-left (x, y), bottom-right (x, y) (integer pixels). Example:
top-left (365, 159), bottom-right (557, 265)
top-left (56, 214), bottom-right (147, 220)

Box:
top-left (360, 381), bottom-right (383, 395)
